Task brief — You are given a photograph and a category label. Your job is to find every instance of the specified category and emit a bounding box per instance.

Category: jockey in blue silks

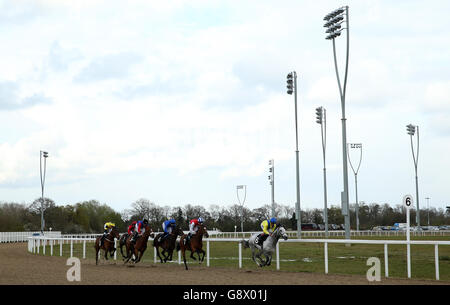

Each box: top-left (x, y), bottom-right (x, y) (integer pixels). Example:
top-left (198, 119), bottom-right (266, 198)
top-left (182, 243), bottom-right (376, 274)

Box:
top-left (159, 219), bottom-right (176, 243)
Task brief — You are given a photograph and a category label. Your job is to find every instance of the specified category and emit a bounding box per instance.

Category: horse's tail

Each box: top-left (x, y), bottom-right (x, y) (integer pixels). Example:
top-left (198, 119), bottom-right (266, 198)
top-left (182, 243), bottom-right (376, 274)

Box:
top-left (176, 240), bottom-right (181, 252)
top-left (241, 239), bottom-right (250, 249)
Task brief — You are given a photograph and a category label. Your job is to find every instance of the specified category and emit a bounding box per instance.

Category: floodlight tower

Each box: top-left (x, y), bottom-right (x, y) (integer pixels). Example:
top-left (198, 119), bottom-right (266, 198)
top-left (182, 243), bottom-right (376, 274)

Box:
top-left (287, 71), bottom-right (301, 238)
top-left (236, 185), bottom-right (247, 232)
top-left (347, 143), bottom-right (362, 231)
top-left (323, 6), bottom-right (351, 239)
top-left (406, 124), bottom-right (420, 228)
top-left (40, 150), bottom-right (49, 234)
top-left (268, 160), bottom-right (275, 218)
top-left (315, 106), bottom-right (328, 237)
top-left (425, 197), bottom-right (430, 226)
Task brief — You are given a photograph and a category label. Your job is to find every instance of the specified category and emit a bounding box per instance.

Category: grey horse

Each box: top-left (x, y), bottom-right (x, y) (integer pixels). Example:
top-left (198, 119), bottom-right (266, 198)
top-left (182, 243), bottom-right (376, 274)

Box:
top-left (241, 224), bottom-right (288, 267)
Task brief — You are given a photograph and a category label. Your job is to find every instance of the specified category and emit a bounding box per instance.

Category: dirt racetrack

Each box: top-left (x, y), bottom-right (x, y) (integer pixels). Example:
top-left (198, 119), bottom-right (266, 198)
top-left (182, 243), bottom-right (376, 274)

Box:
top-left (0, 243), bottom-right (448, 285)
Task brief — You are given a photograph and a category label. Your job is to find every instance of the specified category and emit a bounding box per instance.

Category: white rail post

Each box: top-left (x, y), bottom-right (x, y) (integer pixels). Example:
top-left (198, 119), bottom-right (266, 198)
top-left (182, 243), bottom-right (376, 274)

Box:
top-left (324, 242), bottom-right (328, 274)
top-left (50, 239), bottom-right (53, 256)
top-left (405, 194), bottom-right (412, 278)
top-left (43, 239), bottom-right (46, 255)
top-left (83, 240), bottom-right (86, 259)
top-left (206, 240), bottom-right (210, 267)
top-left (276, 242), bottom-right (280, 270)
top-left (60, 239), bottom-right (63, 256)
top-left (70, 239), bottom-right (73, 258)
top-left (407, 239), bottom-right (411, 279)
top-left (178, 250), bottom-right (181, 265)
top-left (37, 238), bottom-right (40, 254)
top-left (114, 239), bottom-right (117, 260)
top-left (238, 242), bottom-right (242, 269)
top-left (384, 243), bottom-right (388, 277)
top-left (435, 244), bottom-right (440, 281)
top-left (154, 247), bottom-right (157, 263)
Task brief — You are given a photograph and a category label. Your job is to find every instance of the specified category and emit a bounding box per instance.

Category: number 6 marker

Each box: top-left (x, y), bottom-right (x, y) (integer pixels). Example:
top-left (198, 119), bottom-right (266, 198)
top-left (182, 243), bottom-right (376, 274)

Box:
top-left (403, 194), bottom-right (413, 209)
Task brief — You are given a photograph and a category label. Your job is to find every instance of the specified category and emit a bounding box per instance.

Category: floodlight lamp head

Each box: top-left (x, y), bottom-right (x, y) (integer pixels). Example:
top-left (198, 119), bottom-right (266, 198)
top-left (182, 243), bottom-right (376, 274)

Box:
top-left (331, 16), bottom-right (344, 24)
top-left (315, 107), bottom-right (323, 124)
top-left (323, 13), bottom-right (333, 21)
top-left (406, 124), bottom-right (416, 135)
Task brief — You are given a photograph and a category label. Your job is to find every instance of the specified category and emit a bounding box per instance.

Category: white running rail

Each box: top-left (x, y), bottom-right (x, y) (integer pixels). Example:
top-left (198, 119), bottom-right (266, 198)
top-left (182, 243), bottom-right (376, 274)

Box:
top-left (27, 236), bottom-right (450, 281)
top-left (0, 231), bottom-right (61, 243)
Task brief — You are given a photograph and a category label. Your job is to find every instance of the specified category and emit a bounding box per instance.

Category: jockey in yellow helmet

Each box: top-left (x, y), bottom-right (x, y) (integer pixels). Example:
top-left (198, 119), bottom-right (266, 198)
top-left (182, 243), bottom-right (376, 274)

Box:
top-left (255, 217), bottom-right (277, 248)
top-left (100, 222), bottom-right (115, 247)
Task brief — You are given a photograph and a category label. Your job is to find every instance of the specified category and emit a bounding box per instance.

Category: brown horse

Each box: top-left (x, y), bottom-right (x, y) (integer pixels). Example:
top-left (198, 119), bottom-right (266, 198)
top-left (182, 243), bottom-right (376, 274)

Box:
top-left (94, 226), bottom-right (120, 265)
top-left (176, 224), bottom-right (209, 270)
top-left (123, 224), bottom-right (154, 264)
top-left (153, 226), bottom-right (184, 263)
top-left (119, 232), bottom-right (130, 259)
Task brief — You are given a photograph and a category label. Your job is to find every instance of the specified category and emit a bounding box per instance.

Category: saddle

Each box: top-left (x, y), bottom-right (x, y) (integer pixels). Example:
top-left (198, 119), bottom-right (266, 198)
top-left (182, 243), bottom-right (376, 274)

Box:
top-left (255, 233), bottom-right (268, 248)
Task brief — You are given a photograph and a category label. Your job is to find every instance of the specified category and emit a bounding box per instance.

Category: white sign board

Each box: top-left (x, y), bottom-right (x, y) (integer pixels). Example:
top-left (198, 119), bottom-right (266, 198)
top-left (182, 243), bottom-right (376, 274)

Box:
top-left (403, 194), bottom-right (413, 209)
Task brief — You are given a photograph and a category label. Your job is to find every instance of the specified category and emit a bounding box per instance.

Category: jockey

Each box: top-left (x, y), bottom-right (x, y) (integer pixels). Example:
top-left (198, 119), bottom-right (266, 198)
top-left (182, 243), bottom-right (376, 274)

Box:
top-left (100, 222), bottom-right (115, 247)
top-left (159, 219), bottom-right (176, 243)
top-left (131, 219), bottom-right (148, 244)
top-left (127, 220), bottom-right (137, 236)
top-left (256, 217), bottom-right (277, 248)
top-left (186, 217), bottom-right (204, 244)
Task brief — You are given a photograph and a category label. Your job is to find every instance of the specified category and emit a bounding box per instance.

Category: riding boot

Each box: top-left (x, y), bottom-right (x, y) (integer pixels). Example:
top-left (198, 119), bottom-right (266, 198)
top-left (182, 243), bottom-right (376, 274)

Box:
top-left (186, 233), bottom-right (191, 245)
top-left (257, 234), bottom-right (265, 248)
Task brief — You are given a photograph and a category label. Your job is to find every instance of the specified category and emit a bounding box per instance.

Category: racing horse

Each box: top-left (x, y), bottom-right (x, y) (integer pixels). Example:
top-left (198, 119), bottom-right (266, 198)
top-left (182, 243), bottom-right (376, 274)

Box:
top-left (176, 224), bottom-right (209, 270)
top-left (153, 226), bottom-right (185, 263)
top-left (241, 224), bottom-right (288, 267)
top-left (123, 223), bottom-right (154, 264)
top-left (119, 232), bottom-right (131, 259)
top-left (94, 226), bottom-right (120, 265)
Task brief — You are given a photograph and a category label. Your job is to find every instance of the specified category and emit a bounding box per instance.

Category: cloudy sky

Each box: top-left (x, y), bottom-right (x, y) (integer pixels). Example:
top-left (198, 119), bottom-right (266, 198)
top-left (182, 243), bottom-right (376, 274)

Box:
top-left (0, 0), bottom-right (449, 214)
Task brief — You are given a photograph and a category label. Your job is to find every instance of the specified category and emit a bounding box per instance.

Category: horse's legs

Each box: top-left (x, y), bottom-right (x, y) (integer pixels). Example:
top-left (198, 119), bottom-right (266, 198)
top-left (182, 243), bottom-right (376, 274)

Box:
top-left (162, 249), bottom-right (169, 263)
top-left (182, 248), bottom-right (188, 270)
top-left (132, 248), bottom-right (138, 262)
top-left (95, 242), bottom-right (99, 265)
top-left (253, 248), bottom-right (264, 267)
top-left (124, 248), bottom-right (132, 264)
top-left (120, 242), bottom-right (126, 259)
top-left (198, 249), bottom-right (205, 263)
top-left (103, 246), bottom-right (108, 260)
top-left (262, 253), bottom-right (270, 266)
top-left (134, 251), bottom-right (142, 264)
top-left (250, 248), bottom-right (258, 265)
top-left (190, 248), bottom-right (197, 261)
top-left (156, 246), bottom-right (164, 263)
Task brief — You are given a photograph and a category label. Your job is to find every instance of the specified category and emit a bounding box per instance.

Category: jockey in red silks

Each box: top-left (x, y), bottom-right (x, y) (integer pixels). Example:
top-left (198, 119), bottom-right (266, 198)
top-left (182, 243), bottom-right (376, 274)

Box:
top-left (186, 217), bottom-right (204, 244)
top-left (127, 220), bottom-right (137, 236)
top-left (131, 219), bottom-right (148, 244)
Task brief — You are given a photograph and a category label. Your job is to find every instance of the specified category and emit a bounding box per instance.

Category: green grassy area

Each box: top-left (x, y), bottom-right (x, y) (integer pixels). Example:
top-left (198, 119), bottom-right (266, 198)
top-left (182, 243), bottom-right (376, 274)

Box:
top-left (36, 235), bottom-right (450, 281)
